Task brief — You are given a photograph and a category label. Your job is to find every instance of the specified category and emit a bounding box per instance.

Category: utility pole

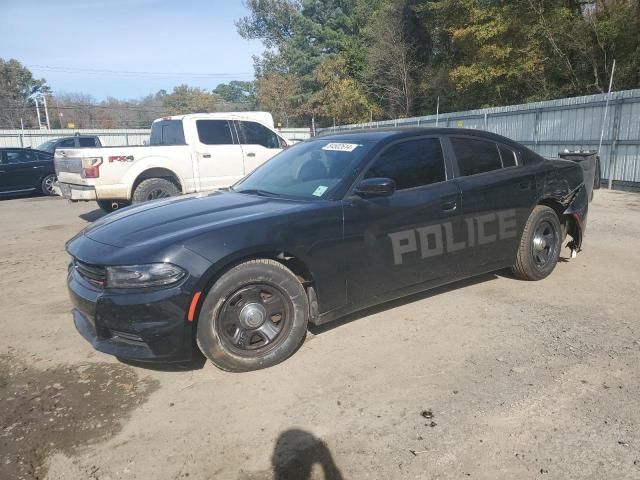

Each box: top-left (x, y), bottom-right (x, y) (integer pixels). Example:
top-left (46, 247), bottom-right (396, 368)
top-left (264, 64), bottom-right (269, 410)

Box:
top-left (435, 96), bottom-right (440, 127)
top-left (42, 95), bottom-right (51, 130)
top-left (35, 97), bottom-right (43, 129)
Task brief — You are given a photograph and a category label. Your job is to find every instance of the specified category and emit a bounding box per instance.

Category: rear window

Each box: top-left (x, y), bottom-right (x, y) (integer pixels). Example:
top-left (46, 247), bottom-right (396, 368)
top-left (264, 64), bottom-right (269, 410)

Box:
top-left (150, 120), bottom-right (186, 146)
top-left (498, 144), bottom-right (518, 167)
top-left (451, 137), bottom-right (503, 176)
top-left (78, 137), bottom-right (97, 147)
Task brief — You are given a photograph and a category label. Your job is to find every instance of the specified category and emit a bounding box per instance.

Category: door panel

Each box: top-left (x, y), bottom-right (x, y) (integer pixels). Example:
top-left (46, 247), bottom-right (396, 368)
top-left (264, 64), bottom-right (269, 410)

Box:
top-left (447, 137), bottom-right (536, 273)
top-left (343, 182), bottom-right (463, 303)
top-left (194, 120), bottom-right (245, 190)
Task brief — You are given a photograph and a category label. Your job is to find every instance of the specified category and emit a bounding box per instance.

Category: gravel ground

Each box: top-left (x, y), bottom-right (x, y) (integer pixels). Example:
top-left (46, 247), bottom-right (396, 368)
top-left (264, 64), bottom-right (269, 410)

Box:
top-left (0, 190), bottom-right (639, 480)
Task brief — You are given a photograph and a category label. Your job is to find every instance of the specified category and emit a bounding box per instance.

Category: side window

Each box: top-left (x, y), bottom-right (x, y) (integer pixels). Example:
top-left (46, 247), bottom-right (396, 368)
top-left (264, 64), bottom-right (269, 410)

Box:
top-left (58, 138), bottom-right (76, 148)
top-left (196, 120), bottom-right (234, 145)
top-left (365, 138), bottom-right (446, 190)
top-left (238, 121), bottom-right (280, 149)
top-left (78, 137), bottom-right (97, 147)
top-left (498, 144), bottom-right (518, 167)
top-left (37, 152), bottom-right (52, 161)
top-left (451, 137), bottom-right (502, 176)
top-left (6, 150), bottom-right (36, 164)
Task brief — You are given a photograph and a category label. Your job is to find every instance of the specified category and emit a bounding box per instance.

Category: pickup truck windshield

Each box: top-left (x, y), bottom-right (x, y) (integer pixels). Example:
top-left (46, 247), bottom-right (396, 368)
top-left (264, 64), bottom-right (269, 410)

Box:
top-left (234, 139), bottom-right (374, 200)
top-left (150, 120), bottom-right (186, 146)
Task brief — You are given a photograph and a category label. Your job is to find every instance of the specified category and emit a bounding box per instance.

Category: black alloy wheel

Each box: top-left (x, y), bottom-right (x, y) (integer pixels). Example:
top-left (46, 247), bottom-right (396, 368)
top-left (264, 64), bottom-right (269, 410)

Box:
top-left (531, 220), bottom-right (558, 268)
top-left (218, 284), bottom-right (292, 356)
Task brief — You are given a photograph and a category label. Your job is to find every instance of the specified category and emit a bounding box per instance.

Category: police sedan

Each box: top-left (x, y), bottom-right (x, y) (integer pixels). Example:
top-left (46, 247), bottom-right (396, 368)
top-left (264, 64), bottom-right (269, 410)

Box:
top-left (66, 128), bottom-right (591, 372)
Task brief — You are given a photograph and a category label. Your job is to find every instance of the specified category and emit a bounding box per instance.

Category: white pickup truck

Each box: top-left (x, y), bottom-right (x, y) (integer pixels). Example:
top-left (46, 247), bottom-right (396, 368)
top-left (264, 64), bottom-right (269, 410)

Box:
top-left (55, 112), bottom-right (290, 212)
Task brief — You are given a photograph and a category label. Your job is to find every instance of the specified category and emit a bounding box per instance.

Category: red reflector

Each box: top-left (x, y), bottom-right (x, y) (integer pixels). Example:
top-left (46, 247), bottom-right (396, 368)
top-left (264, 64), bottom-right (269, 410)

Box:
top-left (187, 292), bottom-right (202, 322)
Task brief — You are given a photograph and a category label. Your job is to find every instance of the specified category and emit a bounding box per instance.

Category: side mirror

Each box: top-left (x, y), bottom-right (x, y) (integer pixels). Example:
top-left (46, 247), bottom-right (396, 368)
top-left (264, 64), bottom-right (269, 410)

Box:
top-left (354, 177), bottom-right (396, 198)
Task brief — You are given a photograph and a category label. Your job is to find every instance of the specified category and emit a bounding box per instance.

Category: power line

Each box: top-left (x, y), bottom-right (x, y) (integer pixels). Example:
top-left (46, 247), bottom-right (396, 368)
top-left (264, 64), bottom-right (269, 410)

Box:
top-left (28, 64), bottom-right (255, 79)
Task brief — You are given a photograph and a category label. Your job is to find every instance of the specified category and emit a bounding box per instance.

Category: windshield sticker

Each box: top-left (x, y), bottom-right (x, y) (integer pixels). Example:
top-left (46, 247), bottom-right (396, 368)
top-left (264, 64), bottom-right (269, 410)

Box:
top-left (322, 143), bottom-right (360, 152)
top-left (312, 186), bottom-right (329, 197)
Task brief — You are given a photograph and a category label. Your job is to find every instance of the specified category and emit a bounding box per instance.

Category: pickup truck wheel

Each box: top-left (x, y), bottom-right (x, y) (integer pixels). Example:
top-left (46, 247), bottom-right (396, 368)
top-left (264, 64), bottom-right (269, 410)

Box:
top-left (132, 178), bottom-right (179, 204)
top-left (196, 259), bottom-right (309, 372)
top-left (97, 200), bottom-right (129, 213)
top-left (511, 206), bottom-right (562, 281)
top-left (40, 174), bottom-right (57, 196)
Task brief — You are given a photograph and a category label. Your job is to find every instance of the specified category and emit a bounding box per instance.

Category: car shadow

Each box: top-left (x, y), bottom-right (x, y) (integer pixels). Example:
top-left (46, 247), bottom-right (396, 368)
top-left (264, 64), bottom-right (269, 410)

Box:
top-left (117, 350), bottom-right (207, 372)
top-left (79, 209), bottom-right (107, 222)
top-left (309, 272), bottom-right (500, 336)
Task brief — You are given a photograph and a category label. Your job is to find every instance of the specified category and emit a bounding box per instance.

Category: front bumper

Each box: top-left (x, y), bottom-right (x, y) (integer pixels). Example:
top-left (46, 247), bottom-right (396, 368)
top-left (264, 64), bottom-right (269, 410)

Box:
top-left (59, 182), bottom-right (97, 201)
top-left (68, 265), bottom-right (195, 362)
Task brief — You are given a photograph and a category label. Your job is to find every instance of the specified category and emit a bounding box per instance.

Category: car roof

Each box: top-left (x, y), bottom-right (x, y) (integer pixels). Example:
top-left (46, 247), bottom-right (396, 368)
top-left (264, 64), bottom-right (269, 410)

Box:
top-left (318, 127), bottom-right (523, 146)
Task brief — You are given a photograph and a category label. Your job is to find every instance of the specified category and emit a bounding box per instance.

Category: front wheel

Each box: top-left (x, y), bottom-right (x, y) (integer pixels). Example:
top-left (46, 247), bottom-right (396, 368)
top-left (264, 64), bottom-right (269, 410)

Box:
top-left (40, 174), bottom-right (57, 196)
top-left (511, 206), bottom-right (562, 281)
top-left (196, 259), bottom-right (309, 372)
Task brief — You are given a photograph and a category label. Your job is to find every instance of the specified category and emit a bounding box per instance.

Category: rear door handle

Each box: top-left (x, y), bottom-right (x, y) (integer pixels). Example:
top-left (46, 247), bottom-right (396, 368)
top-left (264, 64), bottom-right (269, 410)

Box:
top-left (202, 154), bottom-right (211, 158)
top-left (246, 152), bottom-right (256, 158)
top-left (441, 201), bottom-right (457, 212)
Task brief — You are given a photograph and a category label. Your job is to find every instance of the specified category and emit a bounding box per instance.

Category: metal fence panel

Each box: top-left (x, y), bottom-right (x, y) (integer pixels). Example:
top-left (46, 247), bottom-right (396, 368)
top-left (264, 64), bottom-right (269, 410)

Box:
top-left (0, 127), bottom-right (312, 149)
top-left (320, 89), bottom-right (640, 185)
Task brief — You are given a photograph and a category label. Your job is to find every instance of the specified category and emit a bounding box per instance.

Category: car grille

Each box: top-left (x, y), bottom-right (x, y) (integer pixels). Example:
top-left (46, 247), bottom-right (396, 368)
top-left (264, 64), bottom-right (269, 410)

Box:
top-left (74, 259), bottom-right (106, 288)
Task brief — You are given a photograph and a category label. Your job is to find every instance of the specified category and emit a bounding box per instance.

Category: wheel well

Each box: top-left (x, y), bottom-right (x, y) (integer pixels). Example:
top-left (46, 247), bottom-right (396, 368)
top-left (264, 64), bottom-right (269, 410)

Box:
top-left (132, 168), bottom-right (182, 193)
top-left (538, 198), bottom-right (572, 241)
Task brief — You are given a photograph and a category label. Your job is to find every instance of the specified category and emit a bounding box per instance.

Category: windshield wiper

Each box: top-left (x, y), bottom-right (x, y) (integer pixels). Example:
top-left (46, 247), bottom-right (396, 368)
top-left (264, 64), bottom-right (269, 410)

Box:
top-left (233, 188), bottom-right (279, 198)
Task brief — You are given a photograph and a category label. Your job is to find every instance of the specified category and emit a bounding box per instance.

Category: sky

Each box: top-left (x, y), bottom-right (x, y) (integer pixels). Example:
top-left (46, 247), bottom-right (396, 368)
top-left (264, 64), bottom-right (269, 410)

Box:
top-left (0, 0), bottom-right (264, 100)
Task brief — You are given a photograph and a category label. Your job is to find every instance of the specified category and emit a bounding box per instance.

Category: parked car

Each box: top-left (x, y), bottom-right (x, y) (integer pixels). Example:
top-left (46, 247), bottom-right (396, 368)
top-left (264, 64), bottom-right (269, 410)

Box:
top-left (37, 135), bottom-right (102, 154)
top-left (0, 148), bottom-right (57, 197)
top-left (65, 128), bottom-right (593, 372)
top-left (54, 112), bottom-right (290, 212)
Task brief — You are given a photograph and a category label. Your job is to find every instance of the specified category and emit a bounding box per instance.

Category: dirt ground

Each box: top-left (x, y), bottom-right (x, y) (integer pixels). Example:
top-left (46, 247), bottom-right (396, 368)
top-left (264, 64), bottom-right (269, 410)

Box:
top-left (1, 190), bottom-right (639, 480)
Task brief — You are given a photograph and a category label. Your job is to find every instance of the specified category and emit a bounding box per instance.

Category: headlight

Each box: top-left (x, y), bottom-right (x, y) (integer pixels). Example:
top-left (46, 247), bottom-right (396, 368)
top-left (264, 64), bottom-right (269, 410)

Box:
top-left (105, 263), bottom-right (186, 289)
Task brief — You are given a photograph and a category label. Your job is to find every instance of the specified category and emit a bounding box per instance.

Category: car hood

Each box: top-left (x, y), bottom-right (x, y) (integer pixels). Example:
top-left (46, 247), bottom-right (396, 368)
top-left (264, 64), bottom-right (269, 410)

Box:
top-left (80, 191), bottom-right (305, 249)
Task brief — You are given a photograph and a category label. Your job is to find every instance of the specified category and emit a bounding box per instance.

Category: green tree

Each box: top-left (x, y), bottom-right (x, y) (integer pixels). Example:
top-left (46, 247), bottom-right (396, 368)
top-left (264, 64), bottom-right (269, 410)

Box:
top-left (213, 80), bottom-right (257, 109)
top-left (161, 85), bottom-right (219, 115)
top-left (0, 58), bottom-right (49, 128)
top-left (309, 54), bottom-right (381, 125)
top-left (257, 72), bottom-right (302, 126)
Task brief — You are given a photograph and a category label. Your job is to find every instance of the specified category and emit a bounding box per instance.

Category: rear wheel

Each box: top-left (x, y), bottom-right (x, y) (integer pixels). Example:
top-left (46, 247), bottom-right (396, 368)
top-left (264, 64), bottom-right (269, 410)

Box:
top-left (196, 259), bottom-right (309, 372)
top-left (132, 178), bottom-right (179, 204)
top-left (511, 206), bottom-right (562, 281)
top-left (40, 174), bottom-right (57, 196)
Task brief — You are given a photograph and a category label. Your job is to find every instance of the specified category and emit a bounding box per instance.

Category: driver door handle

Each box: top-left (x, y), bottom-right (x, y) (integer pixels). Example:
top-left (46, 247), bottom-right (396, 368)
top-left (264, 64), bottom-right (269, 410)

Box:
top-left (441, 201), bottom-right (457, 212)
top-left (246, 152), bottom-right (256, 158)
top-left (202, 154), bottom-right (211, 158)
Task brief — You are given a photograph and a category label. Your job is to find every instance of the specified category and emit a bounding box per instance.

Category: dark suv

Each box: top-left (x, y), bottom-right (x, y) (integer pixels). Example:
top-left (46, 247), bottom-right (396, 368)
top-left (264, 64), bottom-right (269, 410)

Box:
top-left (0, 148), bottom-right (57, 197)
top-left (37, 135), bottom-right (102, 154)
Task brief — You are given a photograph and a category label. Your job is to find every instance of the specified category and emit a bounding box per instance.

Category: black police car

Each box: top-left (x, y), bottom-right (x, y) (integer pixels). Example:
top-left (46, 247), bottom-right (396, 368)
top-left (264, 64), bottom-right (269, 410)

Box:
top-left (66, 128), bottom-right (591, 372)
top-left (0, 148), bottom-right (57, 197)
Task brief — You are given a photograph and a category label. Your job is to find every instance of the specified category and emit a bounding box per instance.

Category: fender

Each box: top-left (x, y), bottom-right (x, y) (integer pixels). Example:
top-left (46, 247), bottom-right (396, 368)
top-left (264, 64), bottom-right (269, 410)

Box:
top-left (562, 184), bottom-right (588, 252)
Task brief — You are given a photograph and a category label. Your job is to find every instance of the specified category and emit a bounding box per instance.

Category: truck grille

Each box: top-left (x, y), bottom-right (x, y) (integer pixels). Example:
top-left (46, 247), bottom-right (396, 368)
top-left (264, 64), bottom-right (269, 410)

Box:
top-left (74, 259), bottom-right (106, 288)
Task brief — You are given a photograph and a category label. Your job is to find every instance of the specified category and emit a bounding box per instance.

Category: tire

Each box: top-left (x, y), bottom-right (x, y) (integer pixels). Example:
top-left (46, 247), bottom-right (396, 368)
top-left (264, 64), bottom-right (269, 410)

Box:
top-left (196, 259), bottom-right (309, 372)
top-left (511, 206), bottom-right (562, 281)
top-left (131, 178), bottom-right (179, 204)
top-left (40, 174), bottom-right (57, 196)
top-left (96, 200), bottom-right (129, 213)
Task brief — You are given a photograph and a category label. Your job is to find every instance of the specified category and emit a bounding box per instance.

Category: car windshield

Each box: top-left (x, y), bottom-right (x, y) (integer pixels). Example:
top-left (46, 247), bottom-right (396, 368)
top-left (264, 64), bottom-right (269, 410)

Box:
top-left (37, 141), bottom-right (56, 153)
top-left (233, 138), bottom-right (373, 200)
